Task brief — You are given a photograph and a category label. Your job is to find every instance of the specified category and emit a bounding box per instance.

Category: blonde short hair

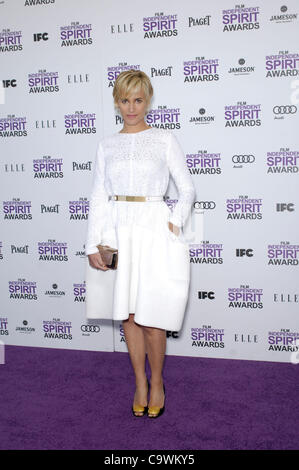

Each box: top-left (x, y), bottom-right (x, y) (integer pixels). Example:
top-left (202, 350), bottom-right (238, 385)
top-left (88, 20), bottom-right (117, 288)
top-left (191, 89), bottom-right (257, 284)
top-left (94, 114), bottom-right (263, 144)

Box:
top-left (113, 69), bottom-right (153, 110)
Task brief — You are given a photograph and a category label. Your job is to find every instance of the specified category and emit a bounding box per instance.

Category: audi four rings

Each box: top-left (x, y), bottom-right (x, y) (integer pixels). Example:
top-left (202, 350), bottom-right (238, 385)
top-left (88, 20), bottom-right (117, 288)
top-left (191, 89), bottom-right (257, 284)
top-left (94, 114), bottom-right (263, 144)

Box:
top-left (273, 105), bottom-right (297, 114)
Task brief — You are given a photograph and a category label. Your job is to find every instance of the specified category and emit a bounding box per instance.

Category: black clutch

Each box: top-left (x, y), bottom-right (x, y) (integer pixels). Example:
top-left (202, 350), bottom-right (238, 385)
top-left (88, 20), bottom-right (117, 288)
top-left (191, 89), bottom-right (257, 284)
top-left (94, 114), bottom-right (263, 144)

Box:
top-left (96, 244), bottom-right (118, 270)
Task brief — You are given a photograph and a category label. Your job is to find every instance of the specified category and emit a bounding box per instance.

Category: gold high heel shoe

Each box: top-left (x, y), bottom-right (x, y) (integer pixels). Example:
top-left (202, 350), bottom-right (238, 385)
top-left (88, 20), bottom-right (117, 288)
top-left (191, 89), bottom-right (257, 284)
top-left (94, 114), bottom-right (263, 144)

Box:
top-left (147, 384), bottom-right (165, 418)
top-left (132, 378), bottom-right (149, 417)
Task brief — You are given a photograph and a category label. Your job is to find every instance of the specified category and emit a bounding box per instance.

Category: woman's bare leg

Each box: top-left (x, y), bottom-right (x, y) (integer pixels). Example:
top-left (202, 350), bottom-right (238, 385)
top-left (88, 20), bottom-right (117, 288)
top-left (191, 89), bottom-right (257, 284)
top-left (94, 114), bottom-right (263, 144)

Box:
top-left (122, 314), bottom-right (148, 416)
top-left (142, 326), bottom-right (166, 416)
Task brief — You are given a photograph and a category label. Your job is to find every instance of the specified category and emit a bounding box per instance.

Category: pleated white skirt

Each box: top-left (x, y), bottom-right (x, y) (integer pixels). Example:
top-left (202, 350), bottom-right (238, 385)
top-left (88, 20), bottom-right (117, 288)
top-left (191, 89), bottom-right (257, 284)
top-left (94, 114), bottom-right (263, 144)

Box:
top-left (85, 200), bottom-right (191, 331)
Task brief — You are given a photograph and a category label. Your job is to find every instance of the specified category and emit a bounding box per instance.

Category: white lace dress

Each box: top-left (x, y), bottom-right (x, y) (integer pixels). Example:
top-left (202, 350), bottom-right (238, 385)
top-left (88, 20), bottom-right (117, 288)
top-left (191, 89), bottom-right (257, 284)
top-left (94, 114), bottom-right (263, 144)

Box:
top-left (84, 127), bottom-right (196, 331)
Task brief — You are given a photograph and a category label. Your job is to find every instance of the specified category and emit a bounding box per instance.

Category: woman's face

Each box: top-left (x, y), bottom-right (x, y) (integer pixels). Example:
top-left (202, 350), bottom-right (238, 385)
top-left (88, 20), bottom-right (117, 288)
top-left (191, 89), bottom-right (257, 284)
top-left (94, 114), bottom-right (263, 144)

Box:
top-left (117, 88), bottom-right (149, 127)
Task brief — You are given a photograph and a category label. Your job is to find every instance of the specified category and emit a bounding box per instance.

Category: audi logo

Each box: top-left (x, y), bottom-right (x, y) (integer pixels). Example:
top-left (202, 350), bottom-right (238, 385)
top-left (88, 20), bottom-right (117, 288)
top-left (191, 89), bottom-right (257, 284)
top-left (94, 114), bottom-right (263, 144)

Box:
top-left (232, 155), bottom-right (255, 163)
top-left (273, 105), bottom-right (297, 115)
top-left (194, 201), bottom-right (216, 209)
top-left (81, 324), bottom-right (100, 333)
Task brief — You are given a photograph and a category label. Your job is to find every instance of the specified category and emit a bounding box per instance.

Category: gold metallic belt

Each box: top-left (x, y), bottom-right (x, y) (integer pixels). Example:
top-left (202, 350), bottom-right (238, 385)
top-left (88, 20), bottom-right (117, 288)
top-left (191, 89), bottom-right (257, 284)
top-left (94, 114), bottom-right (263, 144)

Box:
top-left (109, 195), bottom-right (165, 202)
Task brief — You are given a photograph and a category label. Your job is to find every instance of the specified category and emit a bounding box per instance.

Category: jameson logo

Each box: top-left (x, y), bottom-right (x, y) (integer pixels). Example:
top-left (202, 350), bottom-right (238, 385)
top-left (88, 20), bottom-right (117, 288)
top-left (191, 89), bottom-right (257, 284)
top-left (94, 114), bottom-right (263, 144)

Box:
top-left (228, 285), bottom-right (263, 308)
top-left (224, 102), bottom-right (261, 127)
top-left (226, 196), bottom-right (262, 220)
top-left (107, 64), bottom-right (140, 88)
top-left (270, 6), bottom-right (298, 23)
top-left (189, 108), bottom-right (215, 125)
top-left (143, 12), bottom-right (178, 38)
top-left (43, 319), bottom-right (72, 340)
top-left (265, 51), bottom-right (299, 78)
top-left (69, 198), bottom-right (88, 220)
top-left (64, 111), bottom-right (96, 134)
top-left (222, 6), bottom-right (260, 31)
top-left (33, 156), bottom-right (63, 179)
top-left (183, 57), bottom-right (220, 82)
top-left (186, 151), bottom-right (222, 175)
top-left (28, 70), bottom-right (59, 93)
top-left (44, 284), bottom-right (65, 298)
top-left (267, 148), bottom-right (299, 174)
top-left (268, 242), bottom-right (299, 266)
top-left (60, 22), bottom-right (92, 46)
top-left (15, 320), bottom-right (35, 334)
top-left (191, 326), bottom-right (225, 348)
top-left (268, 330), bottom-right (299, 352)
top-left (0, 29), bottom-right (23, 52)
top-left (228, 58), bottom-right (255, 75)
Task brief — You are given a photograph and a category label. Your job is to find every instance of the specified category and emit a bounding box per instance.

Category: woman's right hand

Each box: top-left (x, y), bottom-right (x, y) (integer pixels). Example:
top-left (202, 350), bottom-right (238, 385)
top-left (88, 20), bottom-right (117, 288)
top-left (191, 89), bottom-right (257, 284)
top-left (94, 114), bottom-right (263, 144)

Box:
top-left (88, 252), bottom-right (110, 271)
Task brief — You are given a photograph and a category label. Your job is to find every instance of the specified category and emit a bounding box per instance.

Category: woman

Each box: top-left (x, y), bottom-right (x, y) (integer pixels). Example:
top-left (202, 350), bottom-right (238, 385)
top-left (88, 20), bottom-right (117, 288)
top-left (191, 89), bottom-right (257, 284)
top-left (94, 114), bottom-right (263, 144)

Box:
top-left (85, 70), bottom-right (196, 418)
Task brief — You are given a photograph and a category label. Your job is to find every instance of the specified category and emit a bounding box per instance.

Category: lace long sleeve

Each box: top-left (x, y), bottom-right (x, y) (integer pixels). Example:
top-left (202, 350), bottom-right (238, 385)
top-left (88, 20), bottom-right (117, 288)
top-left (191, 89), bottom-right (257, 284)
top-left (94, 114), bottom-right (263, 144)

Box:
top-left (85, 141), bottom-right (110, 255)
top-left (166, 131), bottom-right (196, 228)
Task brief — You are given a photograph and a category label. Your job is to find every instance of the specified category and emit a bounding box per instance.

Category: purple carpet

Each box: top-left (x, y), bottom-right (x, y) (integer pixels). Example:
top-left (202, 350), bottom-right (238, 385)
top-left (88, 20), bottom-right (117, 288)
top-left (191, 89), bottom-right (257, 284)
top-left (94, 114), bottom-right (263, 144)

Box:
top-left (0, 345), bottom-right (298, 450)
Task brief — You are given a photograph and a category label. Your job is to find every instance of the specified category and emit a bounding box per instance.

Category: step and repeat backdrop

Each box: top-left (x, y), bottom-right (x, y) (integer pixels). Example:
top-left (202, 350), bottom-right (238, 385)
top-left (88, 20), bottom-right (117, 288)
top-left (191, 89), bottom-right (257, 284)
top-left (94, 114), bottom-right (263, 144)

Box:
top-left (1, 0), bottom-right (298, 363)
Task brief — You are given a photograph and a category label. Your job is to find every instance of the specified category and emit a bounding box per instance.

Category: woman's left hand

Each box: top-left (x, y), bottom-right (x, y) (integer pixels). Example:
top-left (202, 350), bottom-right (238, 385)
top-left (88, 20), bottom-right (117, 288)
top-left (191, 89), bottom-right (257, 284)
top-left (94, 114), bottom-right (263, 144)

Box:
top-left (168, 221), bottom-right (180, 236)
